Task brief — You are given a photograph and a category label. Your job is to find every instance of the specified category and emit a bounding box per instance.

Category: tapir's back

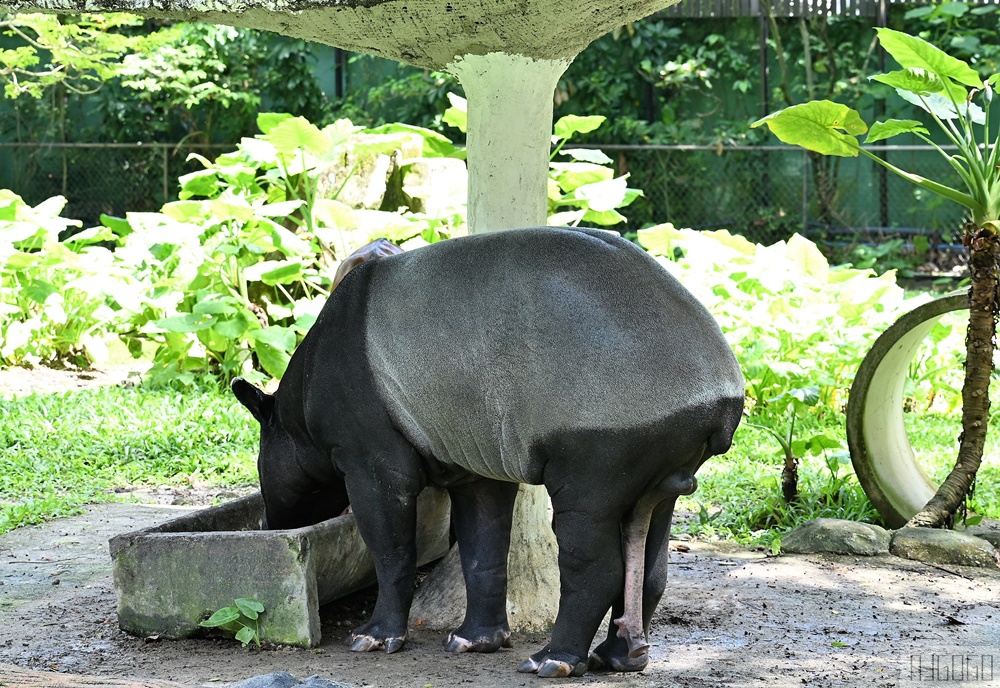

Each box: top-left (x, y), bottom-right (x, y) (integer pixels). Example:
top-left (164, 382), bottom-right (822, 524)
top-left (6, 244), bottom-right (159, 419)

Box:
top-left (358, 227), bottom-right (743, 483)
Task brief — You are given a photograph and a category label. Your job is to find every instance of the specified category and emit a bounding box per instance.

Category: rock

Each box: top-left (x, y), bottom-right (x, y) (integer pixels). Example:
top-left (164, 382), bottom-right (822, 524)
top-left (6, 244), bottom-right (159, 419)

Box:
top-left (963, 528), bottom-right (1000, 549)
top-left (781, 518), bottom-right (891, 556)
top-left (226, 672), bottom-right (354, 688)
top-left (890, 528), bottom-right (1000, 568)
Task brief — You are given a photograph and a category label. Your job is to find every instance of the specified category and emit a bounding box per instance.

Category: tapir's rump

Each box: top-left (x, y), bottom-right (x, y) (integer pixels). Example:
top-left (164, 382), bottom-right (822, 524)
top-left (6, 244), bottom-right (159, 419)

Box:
top-left (347, 227), bottom-right (744, 484)
top-left (236, 226), bottom-right (744, 677)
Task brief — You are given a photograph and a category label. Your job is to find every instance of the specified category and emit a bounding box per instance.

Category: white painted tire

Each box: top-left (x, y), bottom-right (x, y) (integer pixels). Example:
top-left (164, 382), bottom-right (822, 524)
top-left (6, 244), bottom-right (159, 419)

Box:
top-left (846, 291), bottom-right (967, 528)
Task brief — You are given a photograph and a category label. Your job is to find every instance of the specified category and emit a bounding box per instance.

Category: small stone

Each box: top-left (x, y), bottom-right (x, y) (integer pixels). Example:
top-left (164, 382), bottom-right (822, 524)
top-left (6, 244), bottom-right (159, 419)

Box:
top-left (781, 518), bottom-right (890, 556)
top-left (226, 672), bottom-right (355, 688)
top-left (890, 528), bottom-right (1000, 568)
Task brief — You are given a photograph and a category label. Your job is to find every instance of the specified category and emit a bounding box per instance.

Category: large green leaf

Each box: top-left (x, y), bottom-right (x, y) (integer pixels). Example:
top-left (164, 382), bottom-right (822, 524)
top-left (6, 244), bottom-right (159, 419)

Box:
top-left (234, 626), bottom-right (257, 646)
top-left (785, 234), bottom-right (830, 281)
top-left (875, 27), bottom-right (981, 88)
top-left (865, 119), bottom-right (930, 144)
top-left (870, 68), bottom-right (965, 99)
top-left (235, 598), bottom-right (264, 619)
top-left (553, 115), bottom-right (606, 142)
top-left (264, 116), bottom-right (331, 157)
top-left (24, 279), bottom-right (57, 305)
top-left (249, 325), bottom-right (297, 351)
top-left (199, 607), bottom-right (240, 627)
top-left (99, 214), bottom-right (134, 237)
top-left (637, 224), bottom-right (684, 257)
top-left (442, 93), bottom-right (467, 133)
top-left (751, 101), bottom-right (867, 157)
top-left (252, 340), bottom-right (291, 378)
top-left (549, 162), bottom-right (613, 192)
top-left (255, 260), bottom-right (305, 286)
top-left (559, 148), bottom-right (614, 165)
top-left (574, 177), bottom-right (631, 213)
top-left (178, 168), bottom-right (220, 200)
top-left (365, 123), bottom-right (463, 159)
top-left (256, 112), bottom-right (294, 135)
top-left (895, 89), bottom-right (985, 123)
top-left (212, 311), bottom-right (254, 340)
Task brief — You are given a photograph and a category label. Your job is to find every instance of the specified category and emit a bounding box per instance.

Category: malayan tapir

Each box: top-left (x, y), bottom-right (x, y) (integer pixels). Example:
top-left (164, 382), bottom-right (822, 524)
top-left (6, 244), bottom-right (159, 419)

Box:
top-left (232, 226), bottom-right (744, 678)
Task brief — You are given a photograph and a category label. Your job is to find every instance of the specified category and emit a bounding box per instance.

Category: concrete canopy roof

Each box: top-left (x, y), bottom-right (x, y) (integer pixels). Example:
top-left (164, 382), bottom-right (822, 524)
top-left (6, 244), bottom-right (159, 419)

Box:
top-left (0, 0), bottom-right (682, 70)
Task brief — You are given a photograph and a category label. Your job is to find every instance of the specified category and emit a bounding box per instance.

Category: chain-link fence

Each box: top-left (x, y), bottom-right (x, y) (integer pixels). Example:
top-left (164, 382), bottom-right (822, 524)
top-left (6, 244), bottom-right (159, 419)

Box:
top-left (594, 144), bottom-right (968, 247)
top-left (0, 141), bottom-right (970, 248)
top-left (0, 143), bottom-right (233, 228)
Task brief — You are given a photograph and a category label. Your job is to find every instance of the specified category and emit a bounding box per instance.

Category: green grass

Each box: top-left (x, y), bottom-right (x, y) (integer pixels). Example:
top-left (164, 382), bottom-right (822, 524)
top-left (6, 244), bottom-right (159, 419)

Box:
top-left (678, 409), bottom-right (1000, 547)
top-left (676, 423), bottom-right (882, 547)
top-left (2, 385), bottom-right (996, 543)
top-left (0, 385), bottom-right (258, 534)
top-left (905, 412), bottom-right (1000, 524)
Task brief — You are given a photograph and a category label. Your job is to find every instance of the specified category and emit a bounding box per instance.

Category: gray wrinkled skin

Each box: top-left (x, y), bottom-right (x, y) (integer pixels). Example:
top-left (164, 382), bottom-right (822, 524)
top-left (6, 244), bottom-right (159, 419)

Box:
top-left (233, 226), bottom-right (744, 678)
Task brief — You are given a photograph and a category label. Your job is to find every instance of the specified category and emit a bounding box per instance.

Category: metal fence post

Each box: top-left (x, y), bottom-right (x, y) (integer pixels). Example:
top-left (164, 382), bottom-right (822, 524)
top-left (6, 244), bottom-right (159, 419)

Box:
top-left (801, 149), bottom-right (809, 234)
top-left (162, 145), bottom-right (169, 207)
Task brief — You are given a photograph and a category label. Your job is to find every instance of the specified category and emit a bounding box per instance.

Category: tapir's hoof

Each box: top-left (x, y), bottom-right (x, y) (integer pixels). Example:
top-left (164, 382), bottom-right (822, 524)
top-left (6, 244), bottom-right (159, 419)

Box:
top-left (444, 627), bottom-right (512, 653)
top-left (613, 616), bottom-right (650, 658)
top-left (517, 650), bottom-right (587, 677)
top-left (347, 633), bottom-right (406, 653)
top-left (587, 647), bottom-right (649, 672)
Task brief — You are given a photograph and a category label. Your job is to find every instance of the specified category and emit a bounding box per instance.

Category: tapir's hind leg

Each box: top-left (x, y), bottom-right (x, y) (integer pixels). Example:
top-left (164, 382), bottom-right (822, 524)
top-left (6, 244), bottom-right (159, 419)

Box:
top-left (517, 494), bottom-right (626, 678)
top-left (444, 479), bottom-right (519, 653)
top-left (589, 495), bottom-right (677, 672)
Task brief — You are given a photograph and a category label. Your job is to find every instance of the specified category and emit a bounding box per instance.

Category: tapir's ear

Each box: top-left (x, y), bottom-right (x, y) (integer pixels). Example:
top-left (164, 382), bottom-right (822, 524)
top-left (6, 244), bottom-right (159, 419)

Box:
top-left (231, 377), bottom-right (274, 425)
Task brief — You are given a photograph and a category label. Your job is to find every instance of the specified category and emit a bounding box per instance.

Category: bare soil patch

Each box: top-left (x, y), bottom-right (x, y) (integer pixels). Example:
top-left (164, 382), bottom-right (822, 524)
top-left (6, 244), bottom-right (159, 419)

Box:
top-left (1, 367), bottom-right (998, 687)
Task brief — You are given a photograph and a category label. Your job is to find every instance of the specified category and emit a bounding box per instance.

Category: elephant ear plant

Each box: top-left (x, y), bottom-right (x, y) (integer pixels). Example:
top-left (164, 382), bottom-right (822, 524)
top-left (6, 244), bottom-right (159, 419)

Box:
top-left (752, 28), bottom-right (1000, 529)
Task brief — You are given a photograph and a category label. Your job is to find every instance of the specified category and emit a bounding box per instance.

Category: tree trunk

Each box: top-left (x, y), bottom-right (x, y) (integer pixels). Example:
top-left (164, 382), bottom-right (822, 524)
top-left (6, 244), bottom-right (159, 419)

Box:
top-left (906, 224), bottom-right (999, 528)
top-left (781, 455), bottom-right (799, 504)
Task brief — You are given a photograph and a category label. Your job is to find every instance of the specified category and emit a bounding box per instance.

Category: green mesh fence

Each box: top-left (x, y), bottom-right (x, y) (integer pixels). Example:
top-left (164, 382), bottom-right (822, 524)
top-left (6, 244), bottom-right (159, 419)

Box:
top-left (0, 142), bottom-right (970, 248)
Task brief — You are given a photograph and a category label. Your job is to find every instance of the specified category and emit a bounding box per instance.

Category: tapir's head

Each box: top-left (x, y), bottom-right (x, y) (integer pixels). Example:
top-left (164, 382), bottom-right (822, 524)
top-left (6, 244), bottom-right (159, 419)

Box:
top-left (231, 377), bottom-right (350, 530)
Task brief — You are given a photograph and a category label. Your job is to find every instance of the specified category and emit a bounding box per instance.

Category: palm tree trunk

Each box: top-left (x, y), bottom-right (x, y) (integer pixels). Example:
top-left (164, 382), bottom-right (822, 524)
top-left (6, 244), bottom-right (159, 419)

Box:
top-left (906, 224), bottom-right (999, 528)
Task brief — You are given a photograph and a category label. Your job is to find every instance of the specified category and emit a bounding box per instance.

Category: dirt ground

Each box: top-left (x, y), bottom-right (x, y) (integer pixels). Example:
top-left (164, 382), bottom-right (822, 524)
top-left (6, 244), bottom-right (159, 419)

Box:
top-left (1, 367), bottom-right (999, 688)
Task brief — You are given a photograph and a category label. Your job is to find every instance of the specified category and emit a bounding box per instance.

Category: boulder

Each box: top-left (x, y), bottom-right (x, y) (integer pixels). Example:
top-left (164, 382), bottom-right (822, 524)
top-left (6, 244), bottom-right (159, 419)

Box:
top-left (961, 527), bottom-right (1000, 550)
top-left (781, 518), bottom-right (891, 556)
top-left (890, 528), bottom-right (1000, 568)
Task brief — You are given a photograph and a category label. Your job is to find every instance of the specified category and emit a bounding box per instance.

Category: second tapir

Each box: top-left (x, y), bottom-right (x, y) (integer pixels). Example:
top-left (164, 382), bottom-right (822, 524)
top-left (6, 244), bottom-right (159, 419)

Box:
top-left (232, 226), bottom-right (744, 678)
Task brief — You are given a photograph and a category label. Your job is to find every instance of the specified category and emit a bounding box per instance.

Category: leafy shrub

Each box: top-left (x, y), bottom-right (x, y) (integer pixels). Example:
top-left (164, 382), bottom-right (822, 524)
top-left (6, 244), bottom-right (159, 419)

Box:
top-left (0, 191), bottom-right (140, 367)
top-left (639, 224), bottom-right (969, 542)
top-left (2, 106), bottom-right (642, 388)
top-left (638, 224), bottom-right (962, 422)
top-left (106, 113), bottom-right (466, 387)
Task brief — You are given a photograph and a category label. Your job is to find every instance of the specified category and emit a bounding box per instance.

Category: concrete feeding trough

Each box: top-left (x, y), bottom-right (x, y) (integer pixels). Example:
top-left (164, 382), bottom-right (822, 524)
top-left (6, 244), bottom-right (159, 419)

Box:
top-left (109, 487), bottom-right (450, 647)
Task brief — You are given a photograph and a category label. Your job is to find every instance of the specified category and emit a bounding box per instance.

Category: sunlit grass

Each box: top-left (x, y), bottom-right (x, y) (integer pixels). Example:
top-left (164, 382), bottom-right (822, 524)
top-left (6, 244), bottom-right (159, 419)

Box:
top-left (905, 412), bottom-right (1000, 523)
top-left (677, 422), bottom-right (881, 547)
top-left (0, 385), bottom-right (258, 534)
top-left (678, 406), bottom-right (999, 547)
top-left (1, 384), bottom-right (996, 544)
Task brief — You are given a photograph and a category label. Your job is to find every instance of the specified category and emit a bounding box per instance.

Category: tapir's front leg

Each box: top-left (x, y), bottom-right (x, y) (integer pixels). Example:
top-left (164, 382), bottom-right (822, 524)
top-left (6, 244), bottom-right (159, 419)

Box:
top-left (343, 446), bottom-right (424, 653)
top-left (445, 479), bottom-right (519, 653)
